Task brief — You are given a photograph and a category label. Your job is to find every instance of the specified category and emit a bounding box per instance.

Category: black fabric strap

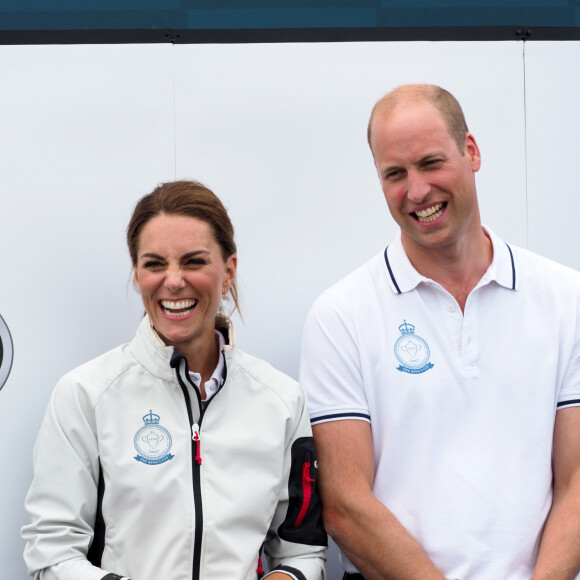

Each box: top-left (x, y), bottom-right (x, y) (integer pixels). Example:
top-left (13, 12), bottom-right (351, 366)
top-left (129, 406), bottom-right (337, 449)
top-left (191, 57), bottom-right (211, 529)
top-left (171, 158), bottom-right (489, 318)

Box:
top-left (342, 574), bottom-right (365, 580)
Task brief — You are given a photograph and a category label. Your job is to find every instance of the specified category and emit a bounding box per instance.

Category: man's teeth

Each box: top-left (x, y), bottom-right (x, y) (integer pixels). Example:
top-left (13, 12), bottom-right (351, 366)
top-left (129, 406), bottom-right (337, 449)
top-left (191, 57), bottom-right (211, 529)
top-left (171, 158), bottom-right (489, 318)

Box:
top-left (160, 299), bottom-right (197, 316)
top-left (415, 203), bottom-right (444, 223)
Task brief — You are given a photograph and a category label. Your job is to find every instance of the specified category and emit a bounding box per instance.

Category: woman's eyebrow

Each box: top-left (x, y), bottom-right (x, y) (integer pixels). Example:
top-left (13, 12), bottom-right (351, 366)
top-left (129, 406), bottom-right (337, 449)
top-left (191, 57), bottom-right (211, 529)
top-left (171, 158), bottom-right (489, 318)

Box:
top-left (140, 252), bottom-right (164, 260)
top-left (181, 250), bottom-right (210, 259)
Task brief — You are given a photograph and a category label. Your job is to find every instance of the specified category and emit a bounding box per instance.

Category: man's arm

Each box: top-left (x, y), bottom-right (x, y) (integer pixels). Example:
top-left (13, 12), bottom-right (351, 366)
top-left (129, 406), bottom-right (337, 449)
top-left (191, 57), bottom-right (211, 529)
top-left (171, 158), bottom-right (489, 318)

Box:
top-left (532, 406), bottom-right (580, 580)
top-left (313, 419), bottom-right (446, 580)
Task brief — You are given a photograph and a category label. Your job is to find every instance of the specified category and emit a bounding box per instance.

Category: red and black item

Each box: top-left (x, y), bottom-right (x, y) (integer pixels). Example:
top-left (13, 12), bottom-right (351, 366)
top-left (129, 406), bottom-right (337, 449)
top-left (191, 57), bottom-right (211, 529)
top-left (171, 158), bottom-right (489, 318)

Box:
top-left (277, 436), bottom-right (327, 547)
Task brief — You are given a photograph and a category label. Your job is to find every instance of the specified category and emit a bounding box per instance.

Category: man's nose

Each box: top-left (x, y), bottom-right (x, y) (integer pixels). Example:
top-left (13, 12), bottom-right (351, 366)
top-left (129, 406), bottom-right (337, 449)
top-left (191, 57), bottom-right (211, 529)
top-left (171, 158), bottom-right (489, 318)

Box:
top-left (407, 171), bottom-right (430, 203)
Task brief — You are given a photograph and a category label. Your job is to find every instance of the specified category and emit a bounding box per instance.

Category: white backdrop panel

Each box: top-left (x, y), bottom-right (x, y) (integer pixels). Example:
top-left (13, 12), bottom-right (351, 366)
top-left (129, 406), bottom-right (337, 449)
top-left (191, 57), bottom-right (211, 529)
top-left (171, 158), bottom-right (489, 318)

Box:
top-left (173, 41), bottom-right (525, 577)
top-left (0, 38), bottom-right (554, 579)
top-left (525, 41), bottom-right (580, 272)
top-left (0, 44), bottom-right (175, 579)
top-left (173, 40), bottom-right (526, 377)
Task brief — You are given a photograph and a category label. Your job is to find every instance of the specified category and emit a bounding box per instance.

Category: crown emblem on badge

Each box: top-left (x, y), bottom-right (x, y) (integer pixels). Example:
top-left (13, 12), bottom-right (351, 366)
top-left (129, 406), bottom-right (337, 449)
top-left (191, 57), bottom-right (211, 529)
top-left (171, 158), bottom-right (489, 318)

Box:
top-left (143, 410), bottom-right (160, 425)
top-left (398, 320), bottom-right (415, 335)
top-left (394, 320), bottom-right (434, 375)
top-left (134, 410), bottom-right (174, 465)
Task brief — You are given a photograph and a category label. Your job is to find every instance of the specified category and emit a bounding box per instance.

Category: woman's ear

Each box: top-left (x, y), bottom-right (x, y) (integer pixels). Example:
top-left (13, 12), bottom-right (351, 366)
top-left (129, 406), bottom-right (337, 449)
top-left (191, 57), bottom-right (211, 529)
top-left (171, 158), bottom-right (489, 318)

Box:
top-left (225, 254), bottom-right (237, 287)
top-left (132, 265), bottom-right (140, 292)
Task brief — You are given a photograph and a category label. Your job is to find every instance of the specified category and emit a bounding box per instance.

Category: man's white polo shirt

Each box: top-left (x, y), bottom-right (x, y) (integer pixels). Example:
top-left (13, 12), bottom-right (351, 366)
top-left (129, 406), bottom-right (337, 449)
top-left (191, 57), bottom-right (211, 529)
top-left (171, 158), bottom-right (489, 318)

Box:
top-left (300, 227), bottom-right (580, 580)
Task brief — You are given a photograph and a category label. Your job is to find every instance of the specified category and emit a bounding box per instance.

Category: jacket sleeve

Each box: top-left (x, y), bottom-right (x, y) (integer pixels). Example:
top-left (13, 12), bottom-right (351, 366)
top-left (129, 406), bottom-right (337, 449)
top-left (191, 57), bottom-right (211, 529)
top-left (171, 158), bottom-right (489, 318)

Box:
top-left (262, 384), bottom-right (327, 580)
top-left (21, 376), bottom-right (123, 580)
top-left (39, 559), bottom-right (120, 580)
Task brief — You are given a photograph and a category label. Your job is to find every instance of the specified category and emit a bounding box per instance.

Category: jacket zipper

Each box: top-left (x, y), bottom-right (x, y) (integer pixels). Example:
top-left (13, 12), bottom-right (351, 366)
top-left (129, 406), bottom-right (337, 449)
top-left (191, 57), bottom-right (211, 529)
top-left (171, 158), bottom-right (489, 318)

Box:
top-left (172, 349), bottom-right (228, 580)
top-left (294, 461), bottom-right (315, 527)
top-left (192, 423), bottom-right (202, 465)
top-left (174, 358), bottom-right (203, 580)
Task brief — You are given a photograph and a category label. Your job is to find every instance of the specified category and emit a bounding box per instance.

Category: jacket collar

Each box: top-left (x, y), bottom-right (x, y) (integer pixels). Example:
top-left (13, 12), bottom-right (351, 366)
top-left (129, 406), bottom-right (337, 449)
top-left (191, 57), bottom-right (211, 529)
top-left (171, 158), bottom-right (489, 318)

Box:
top-left (129, 315), bottom-right (235, 381)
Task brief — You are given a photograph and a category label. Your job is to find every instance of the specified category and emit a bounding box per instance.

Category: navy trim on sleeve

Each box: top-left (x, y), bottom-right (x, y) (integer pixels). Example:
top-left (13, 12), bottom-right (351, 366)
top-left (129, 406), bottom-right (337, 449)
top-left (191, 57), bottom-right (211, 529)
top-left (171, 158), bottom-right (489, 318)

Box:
top-left (101, 575), bottom-right (131, 580)
top-left (311, 412), bottom-right (371, 424)
top-left (557, 399), bottom-right (580, 408)
top-left (505, 242), bottom-right (516, 290)
top-left (384, 246), bottom-right (401, 294)
top-left (273, 565), bottom-right (307, 580)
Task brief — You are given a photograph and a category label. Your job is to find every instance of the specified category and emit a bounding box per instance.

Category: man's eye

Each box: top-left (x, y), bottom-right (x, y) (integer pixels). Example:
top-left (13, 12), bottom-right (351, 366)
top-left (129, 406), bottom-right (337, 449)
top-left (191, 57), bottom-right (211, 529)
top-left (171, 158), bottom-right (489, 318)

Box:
top-left (385, 170), bottom-right (402, 181)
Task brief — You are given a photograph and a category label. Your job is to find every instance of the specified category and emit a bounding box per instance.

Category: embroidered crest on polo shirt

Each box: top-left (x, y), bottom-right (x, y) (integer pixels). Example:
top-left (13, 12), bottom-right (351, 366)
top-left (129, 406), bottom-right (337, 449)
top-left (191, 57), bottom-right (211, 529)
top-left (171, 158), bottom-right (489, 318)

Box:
top-left (394, 320), bottom-right (435, 374)
top-left (134, 410), bottom-right (174, 465)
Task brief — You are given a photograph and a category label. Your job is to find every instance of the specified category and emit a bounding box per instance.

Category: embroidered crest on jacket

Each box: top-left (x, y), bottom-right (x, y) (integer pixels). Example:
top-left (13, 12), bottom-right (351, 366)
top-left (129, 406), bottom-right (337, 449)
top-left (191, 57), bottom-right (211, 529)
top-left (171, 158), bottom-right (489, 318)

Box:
top-left (134, 410), bottom-right (174, 465)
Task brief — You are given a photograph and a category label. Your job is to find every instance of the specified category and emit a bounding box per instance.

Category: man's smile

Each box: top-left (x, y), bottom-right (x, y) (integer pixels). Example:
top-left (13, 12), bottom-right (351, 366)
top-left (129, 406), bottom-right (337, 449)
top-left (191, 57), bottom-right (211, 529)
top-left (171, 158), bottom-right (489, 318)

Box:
top-left (413, 202), bottom-right (446, 223)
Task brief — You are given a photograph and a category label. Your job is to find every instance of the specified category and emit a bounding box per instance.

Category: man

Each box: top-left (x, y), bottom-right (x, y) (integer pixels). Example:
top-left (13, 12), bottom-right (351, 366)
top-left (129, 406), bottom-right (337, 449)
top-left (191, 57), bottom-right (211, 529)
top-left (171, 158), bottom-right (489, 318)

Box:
top-left (300, 84), bottom-right (580, 580)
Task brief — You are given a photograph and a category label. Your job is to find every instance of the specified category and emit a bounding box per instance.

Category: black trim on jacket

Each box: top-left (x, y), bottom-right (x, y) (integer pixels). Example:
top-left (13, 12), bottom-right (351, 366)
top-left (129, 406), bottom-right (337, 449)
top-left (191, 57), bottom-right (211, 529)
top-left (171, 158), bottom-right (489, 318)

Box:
top-left (87, 459), bottom-right (105, 567)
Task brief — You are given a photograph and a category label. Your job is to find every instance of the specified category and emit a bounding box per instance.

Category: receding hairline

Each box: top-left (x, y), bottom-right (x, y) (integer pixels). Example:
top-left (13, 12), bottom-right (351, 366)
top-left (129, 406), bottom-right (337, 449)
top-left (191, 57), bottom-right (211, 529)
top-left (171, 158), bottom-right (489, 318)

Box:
top-left (367, 84), bottom-right (469, 153)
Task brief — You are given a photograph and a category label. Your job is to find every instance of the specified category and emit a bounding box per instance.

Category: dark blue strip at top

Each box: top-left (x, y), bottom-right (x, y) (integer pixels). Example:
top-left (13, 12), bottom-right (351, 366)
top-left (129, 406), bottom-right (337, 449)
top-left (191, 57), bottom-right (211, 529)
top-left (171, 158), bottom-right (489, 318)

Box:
top-left (384, 246), bottom-right (402, 294)
top-left (311, 412), bottom-right (371, 424)
top-left (505, 242), bottom-right (516, 290)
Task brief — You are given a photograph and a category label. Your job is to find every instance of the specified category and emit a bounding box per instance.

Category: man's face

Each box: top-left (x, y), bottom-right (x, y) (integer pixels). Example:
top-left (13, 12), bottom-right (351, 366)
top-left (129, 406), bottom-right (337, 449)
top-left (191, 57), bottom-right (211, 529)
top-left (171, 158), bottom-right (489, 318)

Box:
top-left (370, 100), bottom-right (481, 256)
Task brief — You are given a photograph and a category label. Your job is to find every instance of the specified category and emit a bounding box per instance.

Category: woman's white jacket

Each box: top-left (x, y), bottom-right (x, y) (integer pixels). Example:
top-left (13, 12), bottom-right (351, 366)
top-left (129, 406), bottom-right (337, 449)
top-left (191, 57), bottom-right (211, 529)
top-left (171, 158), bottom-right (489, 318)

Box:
top-left (22, 316), bottom-right (327, 580)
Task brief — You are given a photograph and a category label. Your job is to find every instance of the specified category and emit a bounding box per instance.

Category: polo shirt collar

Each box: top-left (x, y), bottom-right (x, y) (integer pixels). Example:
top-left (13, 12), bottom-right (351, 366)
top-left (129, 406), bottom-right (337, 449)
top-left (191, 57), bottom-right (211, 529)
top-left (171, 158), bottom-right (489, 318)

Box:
top-left (479, 226), bottom-right (517, 291)
top-left (384, 226), bottom-right (517, 294)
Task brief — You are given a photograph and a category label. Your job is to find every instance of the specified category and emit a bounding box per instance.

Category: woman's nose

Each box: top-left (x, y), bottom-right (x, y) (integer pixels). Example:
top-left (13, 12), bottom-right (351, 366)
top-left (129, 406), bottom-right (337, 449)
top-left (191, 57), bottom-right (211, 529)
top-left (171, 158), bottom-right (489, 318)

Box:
top-left (164, 268), bottom-right (185, 291)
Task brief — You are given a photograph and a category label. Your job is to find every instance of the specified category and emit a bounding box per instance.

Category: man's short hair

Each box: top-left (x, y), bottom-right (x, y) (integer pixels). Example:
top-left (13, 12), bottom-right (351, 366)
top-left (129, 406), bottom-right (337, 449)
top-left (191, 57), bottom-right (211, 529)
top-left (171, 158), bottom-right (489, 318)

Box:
top-left (367, 84), bottom-right (469, 154)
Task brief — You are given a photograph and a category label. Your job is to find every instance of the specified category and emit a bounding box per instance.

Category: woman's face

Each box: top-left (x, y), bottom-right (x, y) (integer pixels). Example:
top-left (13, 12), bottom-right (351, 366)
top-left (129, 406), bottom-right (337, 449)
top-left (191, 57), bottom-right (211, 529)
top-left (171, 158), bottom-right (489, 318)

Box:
top-left (133, 213), bottom-right (236, 353)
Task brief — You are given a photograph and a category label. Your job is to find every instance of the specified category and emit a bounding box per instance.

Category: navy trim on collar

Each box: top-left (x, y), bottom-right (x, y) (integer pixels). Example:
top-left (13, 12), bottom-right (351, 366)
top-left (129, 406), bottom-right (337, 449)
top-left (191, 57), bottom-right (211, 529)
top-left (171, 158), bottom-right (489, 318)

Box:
top-left (384, 246), bottom-right (402, 294)
top-left (384, 237), bottom-right (516, 292)
top-left (505, 242), bottom-right (516, 290)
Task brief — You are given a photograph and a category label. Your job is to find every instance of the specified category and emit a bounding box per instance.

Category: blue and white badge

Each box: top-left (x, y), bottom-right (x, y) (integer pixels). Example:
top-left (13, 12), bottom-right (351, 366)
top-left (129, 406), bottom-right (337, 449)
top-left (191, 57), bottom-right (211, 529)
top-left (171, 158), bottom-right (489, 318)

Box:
top-left (134, 410), bottom-right (174, 465)
top-left (394, 320), bottom-right (434, 374)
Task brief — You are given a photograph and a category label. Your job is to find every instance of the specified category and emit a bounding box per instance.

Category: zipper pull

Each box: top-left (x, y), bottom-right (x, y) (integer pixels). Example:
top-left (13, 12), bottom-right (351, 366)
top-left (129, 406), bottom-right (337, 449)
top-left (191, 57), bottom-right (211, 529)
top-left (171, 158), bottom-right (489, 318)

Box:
top-left (192, 423), bottom-right (202, 465)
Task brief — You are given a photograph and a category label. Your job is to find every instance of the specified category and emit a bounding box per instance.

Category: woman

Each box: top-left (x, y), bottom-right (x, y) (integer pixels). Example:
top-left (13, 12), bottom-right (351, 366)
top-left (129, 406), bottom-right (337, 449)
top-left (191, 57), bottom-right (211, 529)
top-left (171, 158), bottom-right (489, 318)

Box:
top-left (22, 180), bottom-right (327, 580)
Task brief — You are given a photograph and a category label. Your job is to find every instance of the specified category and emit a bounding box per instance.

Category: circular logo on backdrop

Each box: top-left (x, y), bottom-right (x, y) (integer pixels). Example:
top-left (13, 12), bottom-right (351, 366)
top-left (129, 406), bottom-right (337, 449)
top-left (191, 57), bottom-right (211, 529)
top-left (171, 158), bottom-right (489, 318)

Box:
top-left (0, 314), bottom-right (14, 391)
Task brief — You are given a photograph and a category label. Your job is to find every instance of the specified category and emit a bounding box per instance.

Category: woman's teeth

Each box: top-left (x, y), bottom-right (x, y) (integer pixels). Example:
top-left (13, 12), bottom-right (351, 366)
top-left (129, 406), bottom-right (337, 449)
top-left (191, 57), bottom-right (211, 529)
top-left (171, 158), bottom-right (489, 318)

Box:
top-left (160, 299), bottom-right (197, 316)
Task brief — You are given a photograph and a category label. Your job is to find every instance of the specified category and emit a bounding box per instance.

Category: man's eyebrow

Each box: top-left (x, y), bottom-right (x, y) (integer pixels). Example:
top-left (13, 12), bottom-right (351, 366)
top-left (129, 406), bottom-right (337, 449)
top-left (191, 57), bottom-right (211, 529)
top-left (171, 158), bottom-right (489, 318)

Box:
top-left (419, 152), bottom-right (445, 163)
top-left (381, 163), bottom-right (403, 175)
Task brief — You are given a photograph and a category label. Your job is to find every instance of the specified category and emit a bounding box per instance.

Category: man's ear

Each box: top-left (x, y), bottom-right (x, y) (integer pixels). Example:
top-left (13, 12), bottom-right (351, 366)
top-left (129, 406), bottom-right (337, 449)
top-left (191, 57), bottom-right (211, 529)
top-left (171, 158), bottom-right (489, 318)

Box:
top-left (464, 132), bottom-right (481, 172)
